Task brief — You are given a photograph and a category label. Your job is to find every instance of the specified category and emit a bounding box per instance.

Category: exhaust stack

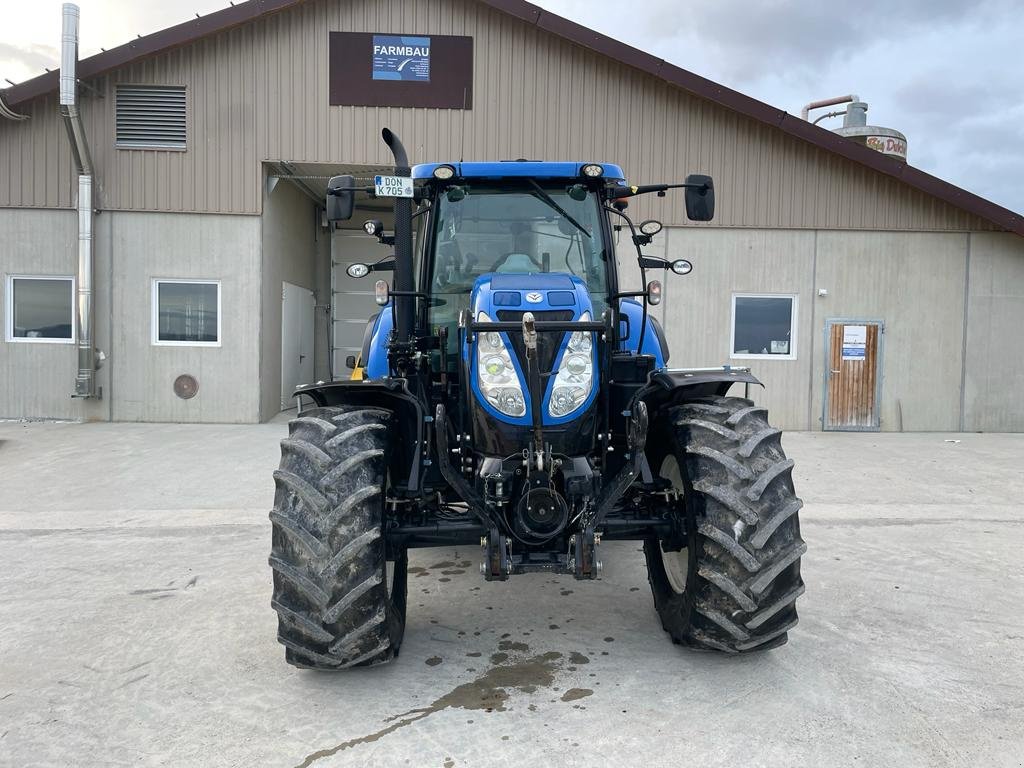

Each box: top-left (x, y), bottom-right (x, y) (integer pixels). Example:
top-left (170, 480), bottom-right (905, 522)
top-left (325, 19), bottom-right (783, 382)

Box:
top-left (60, 3), bottom-right (99, 399)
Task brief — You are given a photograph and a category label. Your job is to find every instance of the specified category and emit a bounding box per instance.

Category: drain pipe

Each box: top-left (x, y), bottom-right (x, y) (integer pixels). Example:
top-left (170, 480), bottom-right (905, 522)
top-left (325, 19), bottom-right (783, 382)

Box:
top-left (60, 3), bottom-right (99, 399)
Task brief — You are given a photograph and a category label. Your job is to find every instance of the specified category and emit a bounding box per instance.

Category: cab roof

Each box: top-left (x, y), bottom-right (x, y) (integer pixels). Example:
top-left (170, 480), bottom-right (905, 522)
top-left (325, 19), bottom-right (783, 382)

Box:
top-left (412, 161), bottom-right (625, 182)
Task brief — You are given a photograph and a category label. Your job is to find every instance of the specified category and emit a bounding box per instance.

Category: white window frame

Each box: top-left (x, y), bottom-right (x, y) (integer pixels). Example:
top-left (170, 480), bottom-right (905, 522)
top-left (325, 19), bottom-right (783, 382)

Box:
top-left (730, 292), bottom-right (798, 361)
top-left (5, 274), bottom-right (76, 344)
top-left (151, 279), bottom-right (222, 347)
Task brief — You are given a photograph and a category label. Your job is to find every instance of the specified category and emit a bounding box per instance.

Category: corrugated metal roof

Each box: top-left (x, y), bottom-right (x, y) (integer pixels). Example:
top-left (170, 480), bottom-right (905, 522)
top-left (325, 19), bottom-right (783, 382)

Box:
top-left (0, 0), bottom-right (1020, 235)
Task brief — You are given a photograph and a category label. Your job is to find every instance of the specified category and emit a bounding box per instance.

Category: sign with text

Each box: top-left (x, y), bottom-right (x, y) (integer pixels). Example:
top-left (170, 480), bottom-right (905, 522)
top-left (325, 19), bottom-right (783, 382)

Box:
top-left (330, 32), bottom-right (473, 109)
top-left (372, 35), bottom-right (431, 82)
top-left (842, 325), bottom-right (867, 359)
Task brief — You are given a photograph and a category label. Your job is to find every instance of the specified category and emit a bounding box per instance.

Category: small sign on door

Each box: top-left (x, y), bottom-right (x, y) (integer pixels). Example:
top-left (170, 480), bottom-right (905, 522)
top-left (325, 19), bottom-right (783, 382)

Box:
top-left (842, 325), bottom-right (867, 359)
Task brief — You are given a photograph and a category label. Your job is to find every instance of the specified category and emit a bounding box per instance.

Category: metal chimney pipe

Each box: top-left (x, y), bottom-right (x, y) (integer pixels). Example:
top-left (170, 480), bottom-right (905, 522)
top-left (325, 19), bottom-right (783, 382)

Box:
top-left (60, 2), bottom-right (98, 398)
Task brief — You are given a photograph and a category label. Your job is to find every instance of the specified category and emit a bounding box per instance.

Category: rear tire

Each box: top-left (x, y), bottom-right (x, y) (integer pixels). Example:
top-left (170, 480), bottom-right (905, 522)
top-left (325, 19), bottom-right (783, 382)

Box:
top-left (644, 396), bottom-right (806, 653)
top-left (269, 406), bottom-right (407, 669)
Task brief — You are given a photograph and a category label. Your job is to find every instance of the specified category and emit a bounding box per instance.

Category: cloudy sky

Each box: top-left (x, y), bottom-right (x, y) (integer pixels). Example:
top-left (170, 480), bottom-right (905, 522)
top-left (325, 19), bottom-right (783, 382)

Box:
top-left (2, 0), bottom-right (1021, 213)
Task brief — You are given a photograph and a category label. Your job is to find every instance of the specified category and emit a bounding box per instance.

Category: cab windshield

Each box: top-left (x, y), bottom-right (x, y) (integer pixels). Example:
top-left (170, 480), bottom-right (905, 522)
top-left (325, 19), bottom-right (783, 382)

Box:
top-left (427, 184), bottom-right (609, 331)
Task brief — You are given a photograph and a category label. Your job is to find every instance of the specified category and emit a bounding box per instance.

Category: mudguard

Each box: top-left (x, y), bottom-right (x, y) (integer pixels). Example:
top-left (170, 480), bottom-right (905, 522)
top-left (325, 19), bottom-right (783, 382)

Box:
top-left (294, 378), bottom-right (425, 493)
top-left (635, 366), bottom-right (763, 412)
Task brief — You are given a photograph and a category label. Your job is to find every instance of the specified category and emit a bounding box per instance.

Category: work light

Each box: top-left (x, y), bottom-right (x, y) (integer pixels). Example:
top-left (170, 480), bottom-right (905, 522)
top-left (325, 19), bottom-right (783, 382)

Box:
top-left (581, 164), bottom-right (604, 178)
top-left (433, 164), bottom-right (457, 180)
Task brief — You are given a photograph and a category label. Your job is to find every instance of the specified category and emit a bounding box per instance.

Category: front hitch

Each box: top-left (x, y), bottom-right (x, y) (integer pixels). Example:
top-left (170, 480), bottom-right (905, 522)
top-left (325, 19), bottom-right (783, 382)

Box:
top-left (521, 311), bottom-right (545, 468)
top-left (574, 401), bottom-right (649, 580)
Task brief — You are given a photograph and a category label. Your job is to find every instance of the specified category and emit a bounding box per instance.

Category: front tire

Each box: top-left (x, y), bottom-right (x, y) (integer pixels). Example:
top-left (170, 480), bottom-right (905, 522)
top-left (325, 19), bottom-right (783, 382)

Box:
top-left (269, 406), bottom-right (407, 669)
top-left (644, 396), bottom-right (806, 653)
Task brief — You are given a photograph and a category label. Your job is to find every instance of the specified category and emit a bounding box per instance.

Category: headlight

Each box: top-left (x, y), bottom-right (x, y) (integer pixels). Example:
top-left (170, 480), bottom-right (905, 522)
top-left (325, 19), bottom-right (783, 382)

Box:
top-left (549, 312), bottom-right (594, 418)
top-left (476, 312), bottom-right (526, 417)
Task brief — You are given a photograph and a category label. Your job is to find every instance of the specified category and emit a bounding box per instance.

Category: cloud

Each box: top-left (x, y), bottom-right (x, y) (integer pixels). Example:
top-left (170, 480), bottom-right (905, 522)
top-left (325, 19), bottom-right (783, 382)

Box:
top-left (0, 41), bottom-right (58, 81)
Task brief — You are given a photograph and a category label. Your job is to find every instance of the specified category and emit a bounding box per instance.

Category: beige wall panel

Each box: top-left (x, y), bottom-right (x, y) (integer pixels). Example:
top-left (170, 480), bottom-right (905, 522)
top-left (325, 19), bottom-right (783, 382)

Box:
top-left (963, 233), bottom-right (1024, 432)
top-left (655, 227), bottom-right (816, 430)
top-left (108, 212), bottom-right (261, 422)
top-left (259, 176), bottom-right (320, 421)
top-left (811, 231), bottom-right (968, 431)
top-left (0, 208), bottom-right (108, 420)
top-left (0, 0), bottom-right (1001, 233)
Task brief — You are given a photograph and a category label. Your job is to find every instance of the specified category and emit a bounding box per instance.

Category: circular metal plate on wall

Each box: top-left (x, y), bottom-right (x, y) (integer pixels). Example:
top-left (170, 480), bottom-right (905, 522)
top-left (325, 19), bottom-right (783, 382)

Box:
top-left (173, 374), bottom-right (199, 400)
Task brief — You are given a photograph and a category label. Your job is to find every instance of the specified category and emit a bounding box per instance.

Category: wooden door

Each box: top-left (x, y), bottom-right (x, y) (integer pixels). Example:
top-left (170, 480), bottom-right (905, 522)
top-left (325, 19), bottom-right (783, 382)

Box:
top-left (824, 320), bottom-right (883, 431)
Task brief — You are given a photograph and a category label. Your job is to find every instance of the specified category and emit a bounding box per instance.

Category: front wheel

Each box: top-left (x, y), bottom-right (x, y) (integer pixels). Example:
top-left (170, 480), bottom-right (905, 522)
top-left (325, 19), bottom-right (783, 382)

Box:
top-left (269, 406), bottom-right (407, 669)
top-left (644, 396), bottom-right (806, 653)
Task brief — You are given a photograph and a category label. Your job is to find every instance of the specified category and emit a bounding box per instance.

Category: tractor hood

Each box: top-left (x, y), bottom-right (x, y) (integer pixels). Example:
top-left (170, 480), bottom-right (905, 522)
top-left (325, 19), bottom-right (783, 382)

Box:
top-left (468, 273), bottom-right (598, 427)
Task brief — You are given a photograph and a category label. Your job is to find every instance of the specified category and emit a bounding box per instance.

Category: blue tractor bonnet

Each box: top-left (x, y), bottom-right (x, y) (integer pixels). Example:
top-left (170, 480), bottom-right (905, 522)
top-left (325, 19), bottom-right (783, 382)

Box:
top-left (468, 273), bottom-right (598, 427)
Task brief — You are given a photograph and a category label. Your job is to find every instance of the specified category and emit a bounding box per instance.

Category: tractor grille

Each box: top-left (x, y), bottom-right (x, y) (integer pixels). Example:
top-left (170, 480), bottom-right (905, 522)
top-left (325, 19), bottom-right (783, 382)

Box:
top-left (497, 310), bottom-right (574, 376)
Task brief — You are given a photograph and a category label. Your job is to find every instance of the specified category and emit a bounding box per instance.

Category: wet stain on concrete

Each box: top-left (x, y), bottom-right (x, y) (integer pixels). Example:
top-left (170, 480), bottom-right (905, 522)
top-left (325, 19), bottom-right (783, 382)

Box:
top-left (443, 758), bottom-right (455, 768)
top-left (466, 652), bottom-right (482, 658)
top-left (429, 561), bottom-right (456, 569)
top-left (569, 652), bottom-right (589, 665)
top-left (295, 650), bottom-right (565, 767)
top-left (497, 640), bottom-right (529, 652)
top-left (490, 652), bottom-right (509, 664)
top-left (439, 578), bottom-right (451, 583)
top-left (441, 570), bottom-right (465, 575)
top-left (408, 566), bottom-right (428, 574)
top-left (549, 624), bottom-right (559, 630)
top-left (560, 590), bottom-right (574, 596)
top-left (426, 657), bottom-right (443, 667)
top-left (603, 637), bottom-right (615, 643)
top-left (560, 688), bottom-right (593, 702)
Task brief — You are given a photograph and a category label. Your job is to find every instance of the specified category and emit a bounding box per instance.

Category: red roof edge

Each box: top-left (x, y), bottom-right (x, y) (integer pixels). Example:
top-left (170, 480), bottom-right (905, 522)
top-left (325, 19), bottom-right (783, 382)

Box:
top-left (1, 0), bottom-right (1020, 235)
top-left (1, 0), bottom-right (304, 107)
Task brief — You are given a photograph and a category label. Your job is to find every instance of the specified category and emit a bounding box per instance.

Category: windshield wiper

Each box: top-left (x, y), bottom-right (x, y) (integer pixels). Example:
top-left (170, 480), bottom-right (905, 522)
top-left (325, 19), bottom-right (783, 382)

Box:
top-left (526, 179), bottom-right (590, 238)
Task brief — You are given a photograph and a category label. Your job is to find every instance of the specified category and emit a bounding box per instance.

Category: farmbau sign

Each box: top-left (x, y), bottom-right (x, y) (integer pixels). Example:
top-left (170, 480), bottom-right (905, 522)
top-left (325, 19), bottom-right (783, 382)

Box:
top-left (330, 32), bottom-right (473, 109)
top-left (372, 35), bottom-right (431, 82)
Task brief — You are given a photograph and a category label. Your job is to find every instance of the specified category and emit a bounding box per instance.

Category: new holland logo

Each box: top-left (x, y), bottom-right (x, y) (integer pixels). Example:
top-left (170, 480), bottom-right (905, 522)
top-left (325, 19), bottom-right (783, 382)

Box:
top-left (525, 292), bottom-right (544, 303)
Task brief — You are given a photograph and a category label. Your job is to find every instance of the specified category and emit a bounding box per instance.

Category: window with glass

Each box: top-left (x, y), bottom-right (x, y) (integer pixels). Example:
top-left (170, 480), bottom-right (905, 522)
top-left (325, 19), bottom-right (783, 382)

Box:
top-left (152, 280), bottom-right (221, 345)
top-left (731, 294), bottom-right (797, 359)
top-left (427, 184), bottom-right (610, 334)
top-left (5, 275), bottom-right (75, 343)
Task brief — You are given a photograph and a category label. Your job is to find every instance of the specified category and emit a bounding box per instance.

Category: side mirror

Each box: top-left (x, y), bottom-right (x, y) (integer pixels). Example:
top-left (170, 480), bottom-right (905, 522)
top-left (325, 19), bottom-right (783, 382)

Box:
top-left (684, 174), bottom-right (715, 221)
top-left (646, 280), bottom-right (662, 306)
top-left (326, 175), bottom-right (355, 222)
top-left (638, 255), bottom-right (669, 270)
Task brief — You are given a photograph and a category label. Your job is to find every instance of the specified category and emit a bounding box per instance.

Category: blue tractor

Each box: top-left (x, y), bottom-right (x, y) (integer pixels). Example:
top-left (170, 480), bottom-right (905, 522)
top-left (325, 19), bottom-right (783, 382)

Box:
top-left (269, 129), bottom-right (805, 668)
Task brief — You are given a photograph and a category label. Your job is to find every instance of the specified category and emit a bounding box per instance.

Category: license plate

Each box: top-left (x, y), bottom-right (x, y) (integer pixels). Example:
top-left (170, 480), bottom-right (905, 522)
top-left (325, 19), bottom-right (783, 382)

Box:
top-left (374, 175), bottom-right (413, 198)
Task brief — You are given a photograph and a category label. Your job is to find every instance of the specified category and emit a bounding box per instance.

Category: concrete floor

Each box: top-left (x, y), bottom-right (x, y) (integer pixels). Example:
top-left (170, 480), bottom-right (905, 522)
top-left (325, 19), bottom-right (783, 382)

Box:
top-left (1, 420), bottom-right (1023, 768)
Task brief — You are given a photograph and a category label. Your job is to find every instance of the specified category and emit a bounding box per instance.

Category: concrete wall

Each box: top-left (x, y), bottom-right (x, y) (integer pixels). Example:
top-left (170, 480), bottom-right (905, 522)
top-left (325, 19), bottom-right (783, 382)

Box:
top-left (0, 208), bottom-right (109, 421)
top-left (963, 233), bottom-right (1024, 432)
top-left (259, 175), bottom-right (321, 420)
top-left (108, 211), bottom-right (262, 422)
top-left (642, 227), bottom-right (991, 432)
top-left (811, 231), bottom-right (968, 431)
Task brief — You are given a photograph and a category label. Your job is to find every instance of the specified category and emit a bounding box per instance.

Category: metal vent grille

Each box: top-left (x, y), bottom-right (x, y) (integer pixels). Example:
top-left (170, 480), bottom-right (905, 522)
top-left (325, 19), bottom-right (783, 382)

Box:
top-left (115, 85), bottom-right (186, 149)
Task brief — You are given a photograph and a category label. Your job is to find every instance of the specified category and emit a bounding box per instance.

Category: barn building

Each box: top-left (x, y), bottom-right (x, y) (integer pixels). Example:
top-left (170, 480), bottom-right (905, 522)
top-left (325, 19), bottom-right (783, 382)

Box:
top-left (1, 0), bottom-right (1022, 431)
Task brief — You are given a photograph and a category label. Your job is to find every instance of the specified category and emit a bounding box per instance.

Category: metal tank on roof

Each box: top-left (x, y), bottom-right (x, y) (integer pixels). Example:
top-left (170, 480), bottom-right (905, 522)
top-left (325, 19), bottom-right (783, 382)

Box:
top-left (803, 95), bottom-right (908, 162)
